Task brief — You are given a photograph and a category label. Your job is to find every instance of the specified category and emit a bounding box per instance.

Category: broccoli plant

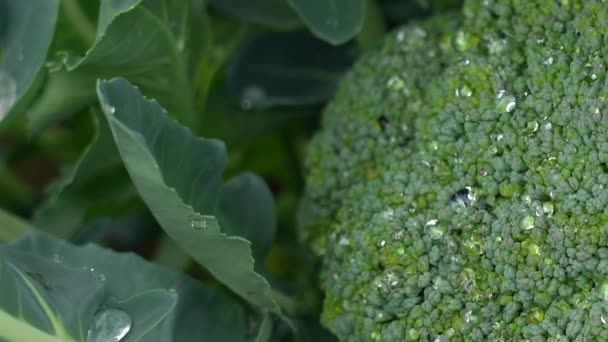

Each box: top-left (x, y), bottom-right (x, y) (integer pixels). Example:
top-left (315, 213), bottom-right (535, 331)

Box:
top-left (0, 0), bottom-right (376, 340)
top-left (300, 0), bottom-right (608, 340)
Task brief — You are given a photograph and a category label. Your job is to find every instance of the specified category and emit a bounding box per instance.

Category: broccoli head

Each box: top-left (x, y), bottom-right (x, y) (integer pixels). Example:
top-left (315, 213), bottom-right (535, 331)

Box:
top-left (299, 0), bottom-right (608, 340)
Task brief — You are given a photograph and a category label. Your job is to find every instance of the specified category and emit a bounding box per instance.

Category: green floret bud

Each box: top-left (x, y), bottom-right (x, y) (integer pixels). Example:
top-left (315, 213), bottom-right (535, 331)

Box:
top-left (299, 0), bottom-right (608, 340)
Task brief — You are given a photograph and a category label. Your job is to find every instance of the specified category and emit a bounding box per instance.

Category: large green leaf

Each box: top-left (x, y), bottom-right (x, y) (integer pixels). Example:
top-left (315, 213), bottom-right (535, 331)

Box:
top-left (0, 231), bottom-right (247, 341)
top-left (0, 0), bottom-right (59, 129)
top-left (208, 0), bottom-right (301, 30)
top-left (227, 32), bottom-right (355, 110)
top-left (28, 0), bottom-right (204, 134)
top-left (96, 78), bottom-right (282, 316)
top-left (33, 114), bottom-right (139, 239)
top-left (287, 0), bottom-right (365, 45)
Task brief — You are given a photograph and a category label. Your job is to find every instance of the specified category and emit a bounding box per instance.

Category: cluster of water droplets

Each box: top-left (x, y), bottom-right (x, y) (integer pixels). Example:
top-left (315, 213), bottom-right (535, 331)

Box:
top-left (189, 214), bottom-right (214, 231)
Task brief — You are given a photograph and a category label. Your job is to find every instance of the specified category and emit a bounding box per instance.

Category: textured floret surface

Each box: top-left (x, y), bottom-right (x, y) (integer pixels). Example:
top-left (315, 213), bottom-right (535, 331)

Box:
top-left (299, 1), bottom-right (608, 340)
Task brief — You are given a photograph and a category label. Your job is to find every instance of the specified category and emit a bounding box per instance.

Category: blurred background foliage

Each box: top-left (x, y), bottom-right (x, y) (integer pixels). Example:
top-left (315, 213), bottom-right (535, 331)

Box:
top-left (0, 0), bottom-right (461, 340)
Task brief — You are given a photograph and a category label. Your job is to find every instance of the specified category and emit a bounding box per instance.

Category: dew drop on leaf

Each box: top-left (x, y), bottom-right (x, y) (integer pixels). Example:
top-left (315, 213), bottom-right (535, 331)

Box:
top-left (86, 309), bottom-right (132, 342)
top-left (52, 253), bottom-right (63, 263)
top-left (240, 86), bottom-right (267, 110)
top-left (0, 71), bottom-right (17, 121)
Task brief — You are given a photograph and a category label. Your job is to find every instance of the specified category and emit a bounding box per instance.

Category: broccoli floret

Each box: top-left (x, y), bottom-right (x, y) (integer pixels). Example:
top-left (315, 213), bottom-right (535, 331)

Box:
top-left (299, 0), bottom-right (608, 340)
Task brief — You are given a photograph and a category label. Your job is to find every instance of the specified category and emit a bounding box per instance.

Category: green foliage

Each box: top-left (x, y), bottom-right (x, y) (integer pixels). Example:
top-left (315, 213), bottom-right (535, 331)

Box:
top-left (287, 0), bottom-right (365, 45)
top-left (0, 231), bottom-right (246, 341)
top-left (0, 0), bottom-right (59, 129)
top-left (300, 0), bottom-right (608, 340)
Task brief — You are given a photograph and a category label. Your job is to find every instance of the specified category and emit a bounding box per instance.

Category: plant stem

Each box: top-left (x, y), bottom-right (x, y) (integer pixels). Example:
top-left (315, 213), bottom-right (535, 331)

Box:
top-left (61, 0), bottom-right (96, 46)
top-left (356, 0), bottom-right (387, 51)
top-left (271, 288), bottom-right (299, 316)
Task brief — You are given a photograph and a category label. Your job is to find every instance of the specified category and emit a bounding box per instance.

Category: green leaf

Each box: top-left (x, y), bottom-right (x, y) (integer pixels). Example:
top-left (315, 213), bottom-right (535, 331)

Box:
top-left (26, 69), bottom-right (98, 137)
top-left (0, 231), bottom-right (247, 341)
top-left (33, 113), bottom-right (139, 239)
top-left (0, 0), bottom-right (59, 129)
top-left (217, 173), bottom-right (277, 260)
top-left (254, 314), bottom-right (273, 342)
top-left (29, 0), bottom-right (203, 134)
top-left (0, 208), bottom-right (32, 242)
top-left (287, 0), bottom-right (365, 45)
top-left (96, 78), bottom-right (283, 316)
top-left (208, 0), bottom-right (301, 30)
top-left (227, 32), bottom-right (355, 110)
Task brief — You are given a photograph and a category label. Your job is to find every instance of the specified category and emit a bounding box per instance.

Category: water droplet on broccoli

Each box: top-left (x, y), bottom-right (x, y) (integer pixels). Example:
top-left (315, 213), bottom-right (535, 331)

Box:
top-left (0, 71), bottom-right (17, 121)
top-left (380, 208), bottom-right (394, 221)
top-left (526, 120), bottom-right (539, 133)
top-left (386, 76), bottom-right (405, 91)
top-left (86, 309), bottom-right (132, 342)
top-left (522, 215), bottom-right (535, 230)
top-left (495, 90), bottom-right (516, 113)
top-left (542, 202), bottom-right (554, 217)
top-left (456, 85), bottom-right (473, 97)
top-left (544, 56), bottom-right (554, 65)
top-left (338, 235), bottom-right (350, 246)
top-left (425, 219), bottom-right (444, 239)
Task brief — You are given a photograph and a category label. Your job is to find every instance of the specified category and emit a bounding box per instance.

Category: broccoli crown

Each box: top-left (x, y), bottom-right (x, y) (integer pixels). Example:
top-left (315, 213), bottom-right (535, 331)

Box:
top-left (299, 1), bottom-right (608, 340)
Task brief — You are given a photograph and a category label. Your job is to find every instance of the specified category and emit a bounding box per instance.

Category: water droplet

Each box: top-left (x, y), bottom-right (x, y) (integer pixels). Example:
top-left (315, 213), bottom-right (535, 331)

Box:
top-left (52, 254), bottom-right (63, 263)
top-left (189, 214), bottom-right (212, 230)
top-left (103, 104), bottom-right (116, 114)
top-left (168, 287), bottom-right (177, 293)
top-left (0, 71), bottom-right (17, 120)
top-left (396, 31), bottom-right (405, 42)
top-left (325, 18), bottom-right (338, 27)
top-left (463, 310), bottom-right (475, 323)
top-left (526, 120), bottom-right (539, 133)
top-left (543, 56), bottom-right (553, 65)
top-left (97, 274), bottom-right (106, 282)
top-left (487, 38), bottom-right (508, 55)
top-left (521, 215), bottom-right (535, 230)
top-left (240, 86), bottom-right (267, 110)
top-left (338, 235), bottom-right (350, 246)
top-left (386, 76), bottom-right (405, 91)
top-left (591, 73), bottom-right (598, 80)
top-left (425, 219), bottom-right (443, 239)
top-left (496, 90), bottom-right (516, 113)
top-left (454, 30), bottom-right (478, 51)
top-left (456, 85), bottom-right (473, 97)
top-left (86, 309), bottom-right (132, 342)
top-left (542, 202), bottom-right (554, 217)
top-left (378, 240), bottom-right (386, 248)
top-left (479, 168), bottom-right (489, 176)
top-left (380, 208), bottom-right (394, 221)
